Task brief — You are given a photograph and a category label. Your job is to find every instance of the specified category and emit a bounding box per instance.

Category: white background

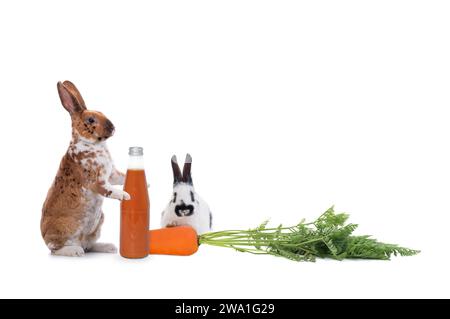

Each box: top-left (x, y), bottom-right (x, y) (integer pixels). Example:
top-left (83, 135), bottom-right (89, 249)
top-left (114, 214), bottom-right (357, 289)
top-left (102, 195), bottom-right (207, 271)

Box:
top-left (0, 0), bottom-right (448, 298)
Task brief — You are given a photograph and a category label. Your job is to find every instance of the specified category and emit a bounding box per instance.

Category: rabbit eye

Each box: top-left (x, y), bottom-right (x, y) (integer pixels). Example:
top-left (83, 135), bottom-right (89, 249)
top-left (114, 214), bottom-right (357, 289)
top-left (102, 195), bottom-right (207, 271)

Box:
top-left (190, 191), bottom-right (195, 202)
top-left (87, 117), bottom-right (95, 124)
top-left (172, 192), bottom-right (177, 203)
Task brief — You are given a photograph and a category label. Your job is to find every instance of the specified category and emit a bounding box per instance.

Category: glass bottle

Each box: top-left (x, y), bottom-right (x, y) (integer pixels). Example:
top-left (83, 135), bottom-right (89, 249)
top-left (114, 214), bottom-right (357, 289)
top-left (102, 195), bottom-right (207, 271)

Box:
top-left (120, 146), bottom-right (150, 258)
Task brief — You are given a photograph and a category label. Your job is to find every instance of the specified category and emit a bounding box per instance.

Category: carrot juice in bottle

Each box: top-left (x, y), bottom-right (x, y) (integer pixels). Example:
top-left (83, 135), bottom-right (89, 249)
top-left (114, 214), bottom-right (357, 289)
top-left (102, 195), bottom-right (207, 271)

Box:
top-left (120, 146), bottom-right (149, 258)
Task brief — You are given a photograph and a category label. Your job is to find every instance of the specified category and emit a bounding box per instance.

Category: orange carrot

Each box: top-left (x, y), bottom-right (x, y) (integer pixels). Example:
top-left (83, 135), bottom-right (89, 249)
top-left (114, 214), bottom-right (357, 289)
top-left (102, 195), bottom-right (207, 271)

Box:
top-left (148, 226), bottom-right (199, 256)
top-left (148, 208), bottom-right (419, 261)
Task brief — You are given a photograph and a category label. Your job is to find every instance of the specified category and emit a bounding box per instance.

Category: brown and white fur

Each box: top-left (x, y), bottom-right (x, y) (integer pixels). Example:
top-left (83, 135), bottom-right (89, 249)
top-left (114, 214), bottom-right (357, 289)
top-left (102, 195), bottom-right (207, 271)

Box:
top-left (41, 81), bottom-right (130, 257)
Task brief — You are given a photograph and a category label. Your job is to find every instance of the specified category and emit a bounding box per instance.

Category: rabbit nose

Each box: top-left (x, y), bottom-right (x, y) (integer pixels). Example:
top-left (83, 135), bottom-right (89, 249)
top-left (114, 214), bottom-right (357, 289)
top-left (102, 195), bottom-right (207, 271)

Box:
top-left (105, 119), bottom-right (115, 133)
top-left (175, 204), bottom-right (194, 217)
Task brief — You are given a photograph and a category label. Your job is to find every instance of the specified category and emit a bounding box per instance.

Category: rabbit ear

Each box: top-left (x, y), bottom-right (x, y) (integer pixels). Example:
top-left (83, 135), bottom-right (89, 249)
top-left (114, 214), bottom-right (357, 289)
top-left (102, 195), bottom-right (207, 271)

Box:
top-left (57, 81), bottom-right (84, 115)
top-left (171, 155), bottom-right (182, 184)
top-left (62, 80), bottom-right (86, 110)
top-left (182, 153), bottom-right (193, 185)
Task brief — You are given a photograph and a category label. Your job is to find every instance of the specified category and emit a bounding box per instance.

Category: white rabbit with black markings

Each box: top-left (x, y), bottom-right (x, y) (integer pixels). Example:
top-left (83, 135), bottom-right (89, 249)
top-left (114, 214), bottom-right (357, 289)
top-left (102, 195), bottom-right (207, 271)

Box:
top-left (161, 154), bottom-right (212, 234)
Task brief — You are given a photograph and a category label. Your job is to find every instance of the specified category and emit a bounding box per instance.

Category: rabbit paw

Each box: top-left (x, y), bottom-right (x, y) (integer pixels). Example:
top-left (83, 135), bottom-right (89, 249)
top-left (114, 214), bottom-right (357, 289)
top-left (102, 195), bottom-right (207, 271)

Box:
top-left (52, 245), bottom-right (85, 257)
top-left (88, 243), bottom-right (117, 253)
top-left (110, 190), bottom-right (130, 201)
top-left (165, 221), bottom-right (180, 228)
top-left (121, 191), bottom-right (131, 201)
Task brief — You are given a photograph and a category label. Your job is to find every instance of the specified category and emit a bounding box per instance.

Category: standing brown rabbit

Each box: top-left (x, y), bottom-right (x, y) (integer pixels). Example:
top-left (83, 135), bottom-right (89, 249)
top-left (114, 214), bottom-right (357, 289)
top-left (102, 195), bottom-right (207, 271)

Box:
top-left (41, 81), bottom-right (130, 257)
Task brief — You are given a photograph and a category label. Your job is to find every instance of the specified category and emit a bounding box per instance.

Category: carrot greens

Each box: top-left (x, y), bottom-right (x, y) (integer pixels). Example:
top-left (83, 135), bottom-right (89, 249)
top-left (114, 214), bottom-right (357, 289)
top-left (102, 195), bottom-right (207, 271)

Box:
top-left (198, 206), bottom-right (419, 262)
